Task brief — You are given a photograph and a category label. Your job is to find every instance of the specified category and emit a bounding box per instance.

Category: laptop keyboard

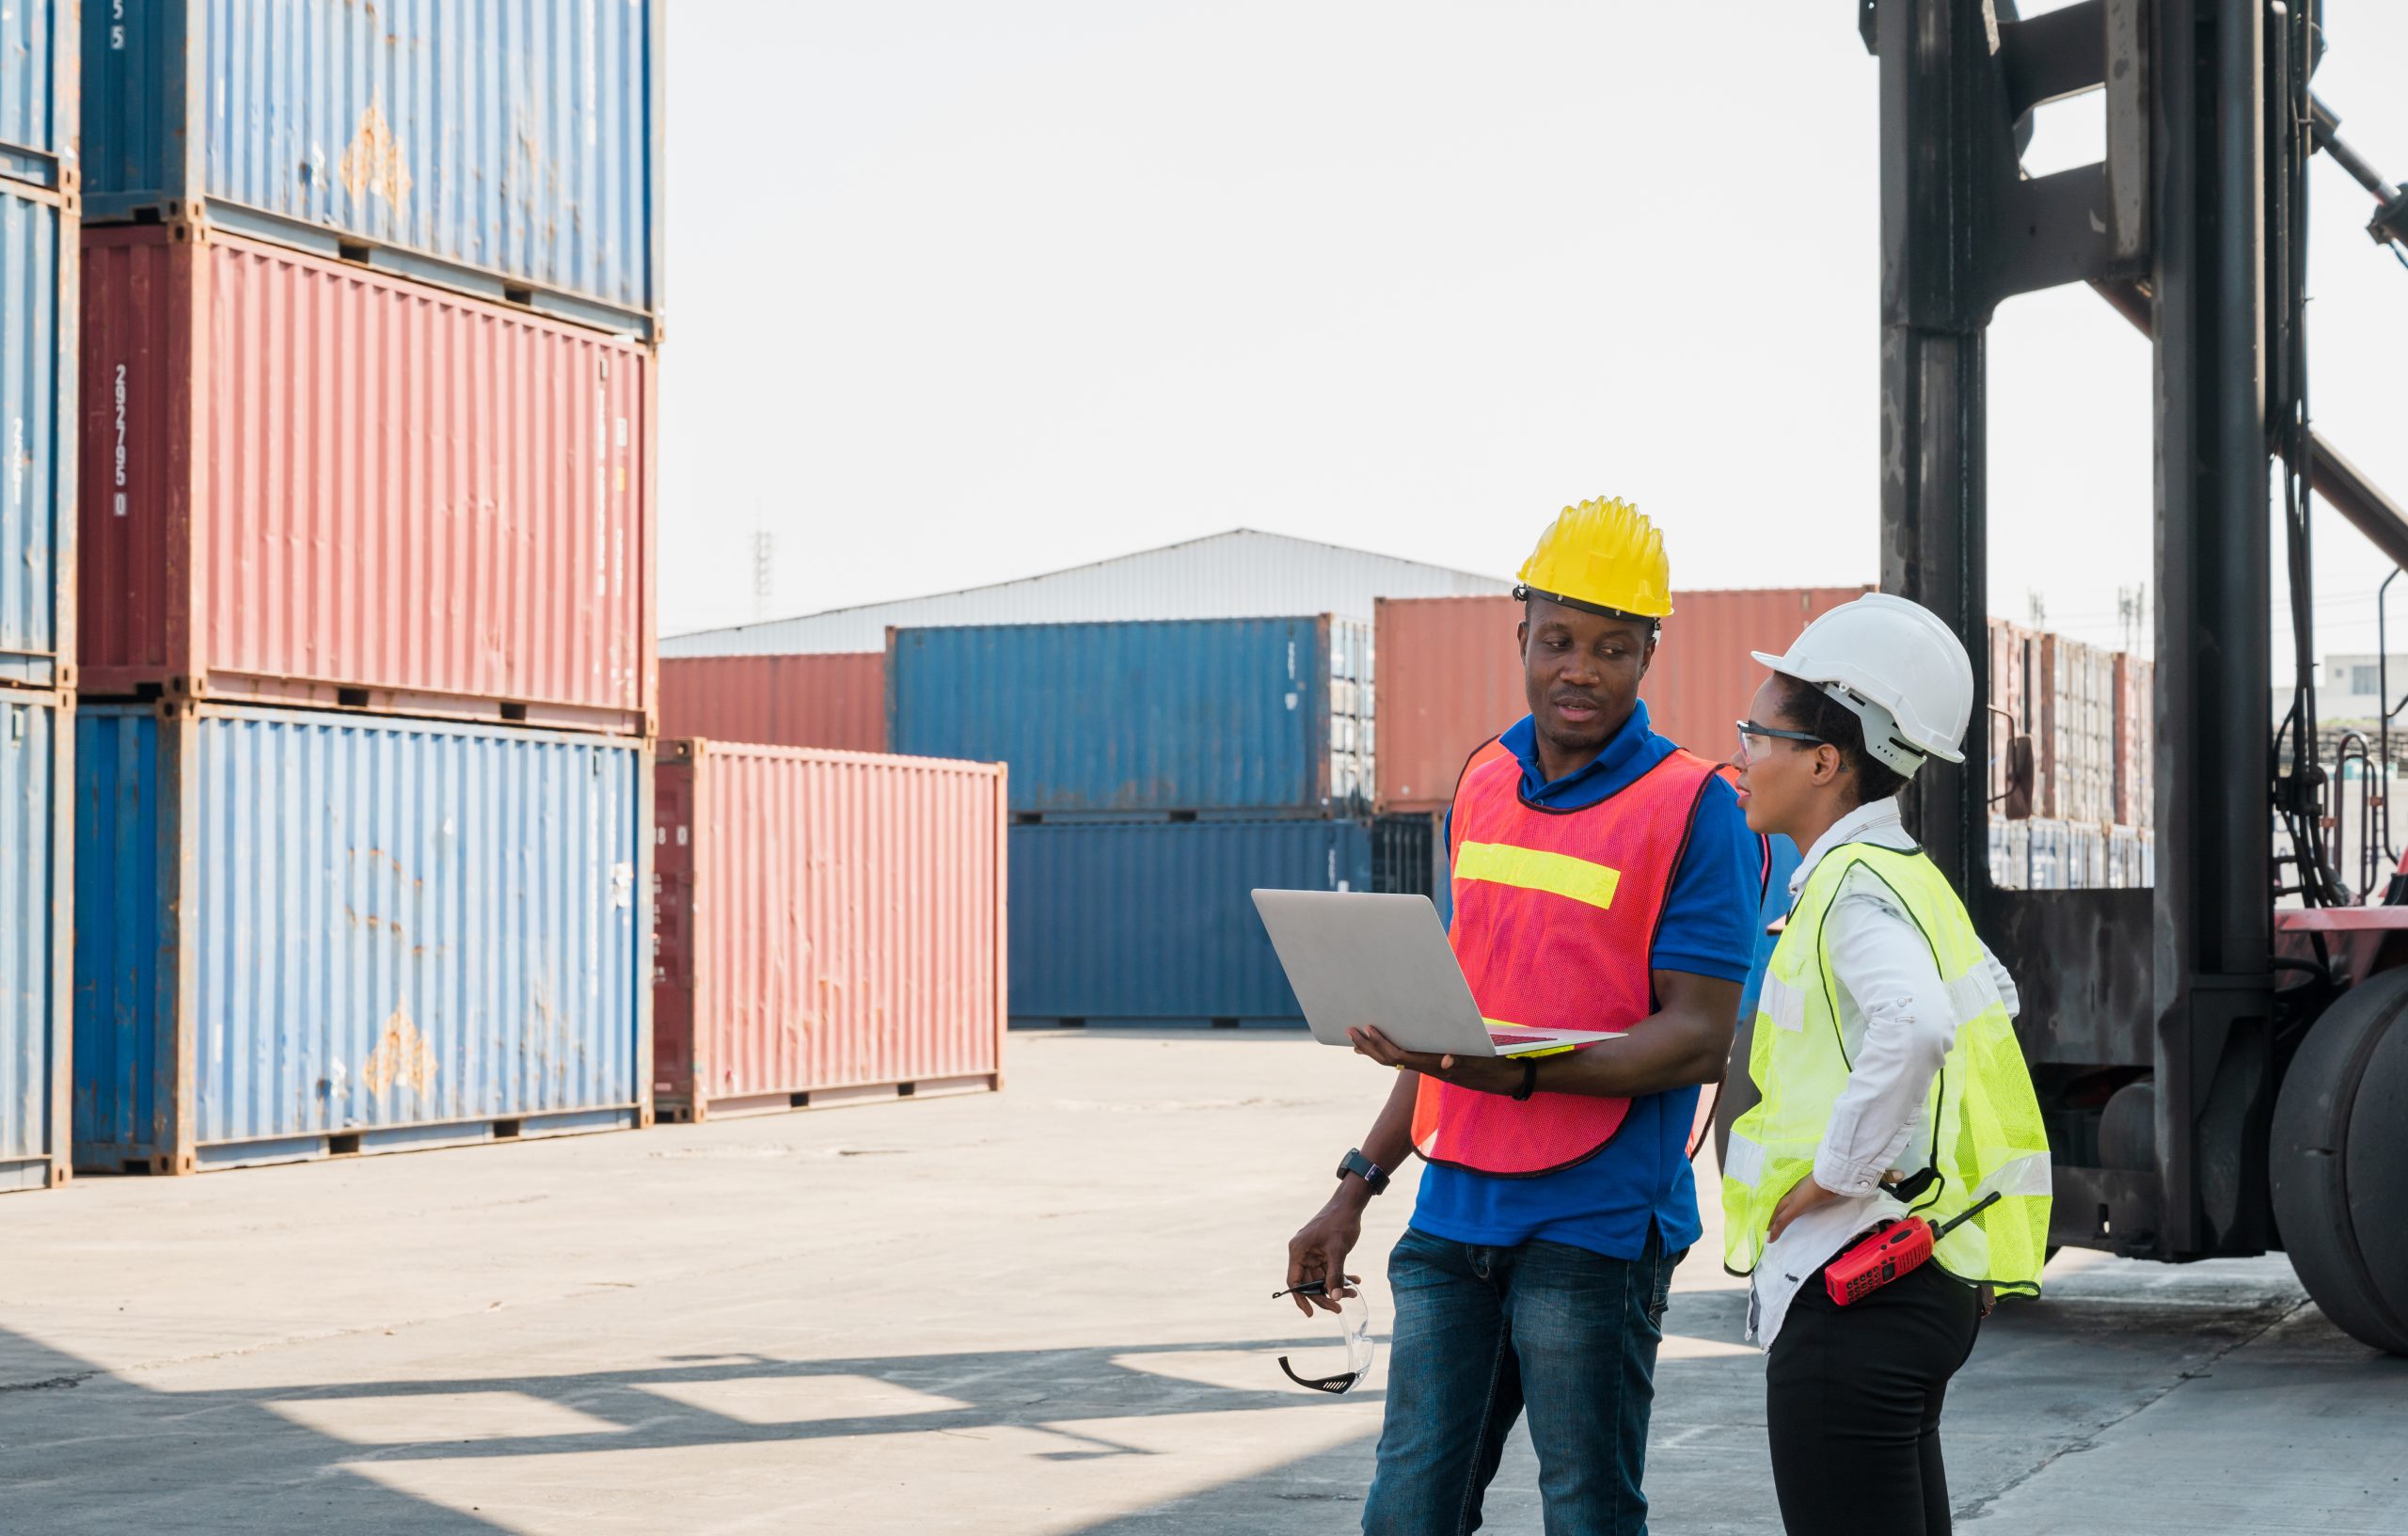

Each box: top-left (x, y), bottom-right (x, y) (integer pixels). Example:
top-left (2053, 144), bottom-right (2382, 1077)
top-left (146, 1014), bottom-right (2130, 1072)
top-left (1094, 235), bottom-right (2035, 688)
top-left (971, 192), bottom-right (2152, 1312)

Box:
top-left (1486, 1032), bottom-right (1554, 1047)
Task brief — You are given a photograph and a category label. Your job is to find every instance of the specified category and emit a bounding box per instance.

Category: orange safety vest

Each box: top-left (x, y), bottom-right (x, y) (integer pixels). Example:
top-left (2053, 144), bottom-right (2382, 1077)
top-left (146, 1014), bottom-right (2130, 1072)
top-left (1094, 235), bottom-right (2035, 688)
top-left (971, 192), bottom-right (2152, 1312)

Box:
top-left (1411, 734), bottom-right (1726, 1176)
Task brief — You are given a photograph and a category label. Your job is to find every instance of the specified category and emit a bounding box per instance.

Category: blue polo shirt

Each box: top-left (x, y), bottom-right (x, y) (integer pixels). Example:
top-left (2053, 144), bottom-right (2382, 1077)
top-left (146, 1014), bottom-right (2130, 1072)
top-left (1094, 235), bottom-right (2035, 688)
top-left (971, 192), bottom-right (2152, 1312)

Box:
top-left (1414, 701), bottom-right (1796, 1261)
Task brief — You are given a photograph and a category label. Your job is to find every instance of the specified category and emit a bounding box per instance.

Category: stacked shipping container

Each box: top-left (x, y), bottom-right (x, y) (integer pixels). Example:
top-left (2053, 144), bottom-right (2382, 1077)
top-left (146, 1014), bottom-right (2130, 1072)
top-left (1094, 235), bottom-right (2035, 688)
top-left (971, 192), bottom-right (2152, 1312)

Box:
top-left (660, 654), bottom-right (887, 752)
top-left (884, 617), bottom-right (1385, 1027)
top-left (71, 1), bottom-right (662, 1173)
top-left (2039, 633), bottom-right (2117, 825)
top-left (80, 227), bottom-right (654, 729)
top-left (82, 0), bottom-right (662, 336)
top-left (0, 4), bottom-right (75, 1192)
top-left (73, 707), bottom-right (649, 1171)
top-left (890, 617), bottom-right (1372, 817)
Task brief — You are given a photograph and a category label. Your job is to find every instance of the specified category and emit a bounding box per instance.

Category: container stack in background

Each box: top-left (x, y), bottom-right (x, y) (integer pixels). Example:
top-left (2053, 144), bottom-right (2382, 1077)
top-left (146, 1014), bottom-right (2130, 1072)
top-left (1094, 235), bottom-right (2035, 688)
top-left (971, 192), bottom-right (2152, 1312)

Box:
top-left (886, 615), bottom-right (1399, 1028)
top-left (0, 0), bottom-right (77, 1194)
top-left (1985, 620), bottom-right (2156, 891)
top-left (70, 3), bottom-right (662, 1174)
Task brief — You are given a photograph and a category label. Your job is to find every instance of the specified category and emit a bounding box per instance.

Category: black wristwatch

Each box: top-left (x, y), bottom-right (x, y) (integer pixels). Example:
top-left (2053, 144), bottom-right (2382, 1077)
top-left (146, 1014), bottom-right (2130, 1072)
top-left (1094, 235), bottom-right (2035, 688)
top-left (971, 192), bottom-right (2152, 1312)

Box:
top-left (1336, 1148), bottom-right (1391, 1196)
top-left (1513, 1058), bottom-right (1541, 1101)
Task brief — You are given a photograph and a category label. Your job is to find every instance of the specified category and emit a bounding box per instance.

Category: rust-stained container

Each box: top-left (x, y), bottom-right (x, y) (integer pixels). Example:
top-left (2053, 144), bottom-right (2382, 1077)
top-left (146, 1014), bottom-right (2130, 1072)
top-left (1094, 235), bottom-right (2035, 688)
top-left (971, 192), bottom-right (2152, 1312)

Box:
top-left (1373, 587), bottom-right (1871, 811)
top-left (652, 740), bottom-right (1006, 1122)
top-left (79, 224), bottom-right (655, 734)
top-left (83, 0), bottom-right (662, 335)
top-left (658, 654), bottom-right (885, 753)
top-left (73, 703), bottom-right (650, 1174)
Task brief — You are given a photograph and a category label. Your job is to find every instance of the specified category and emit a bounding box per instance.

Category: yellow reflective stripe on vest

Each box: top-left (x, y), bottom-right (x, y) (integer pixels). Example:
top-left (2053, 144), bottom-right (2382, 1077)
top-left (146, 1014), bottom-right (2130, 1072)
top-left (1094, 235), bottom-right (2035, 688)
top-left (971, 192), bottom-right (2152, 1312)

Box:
top-left (1453, 841), bottom-right (1623, 911)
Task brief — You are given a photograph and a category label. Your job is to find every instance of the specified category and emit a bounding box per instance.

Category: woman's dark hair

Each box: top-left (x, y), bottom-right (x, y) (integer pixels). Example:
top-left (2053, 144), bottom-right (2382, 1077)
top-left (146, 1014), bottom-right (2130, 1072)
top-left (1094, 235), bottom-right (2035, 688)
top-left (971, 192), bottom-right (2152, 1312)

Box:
top-left (1772, 673), bottom-right (1909, 806)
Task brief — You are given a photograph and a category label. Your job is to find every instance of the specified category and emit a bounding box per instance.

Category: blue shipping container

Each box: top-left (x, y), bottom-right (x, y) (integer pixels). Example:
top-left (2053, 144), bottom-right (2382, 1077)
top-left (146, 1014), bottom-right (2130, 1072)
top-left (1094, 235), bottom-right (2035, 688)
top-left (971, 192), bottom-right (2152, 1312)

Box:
top-left (892, 616), bottom-right (1372, 816)
top-left (1009, 818), bottom-right (1373, 1027)
top-left (84, 0), bottom-right (661, 333)
top-left (0, 0), bottom-right (74, 188)
top-left (74, 703), bottom-right (651, 1173)
top-left (0, 692), bottom-right (70, 1193)
top-left (0, 182), bottom-right (71, 689)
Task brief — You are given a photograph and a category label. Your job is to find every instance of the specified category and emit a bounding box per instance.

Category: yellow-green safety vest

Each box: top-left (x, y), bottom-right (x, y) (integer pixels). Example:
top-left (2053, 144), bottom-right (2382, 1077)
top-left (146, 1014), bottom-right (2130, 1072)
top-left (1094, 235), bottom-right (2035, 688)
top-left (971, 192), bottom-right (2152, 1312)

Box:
top-left (1720, 842), bottom-right (2052, 1295)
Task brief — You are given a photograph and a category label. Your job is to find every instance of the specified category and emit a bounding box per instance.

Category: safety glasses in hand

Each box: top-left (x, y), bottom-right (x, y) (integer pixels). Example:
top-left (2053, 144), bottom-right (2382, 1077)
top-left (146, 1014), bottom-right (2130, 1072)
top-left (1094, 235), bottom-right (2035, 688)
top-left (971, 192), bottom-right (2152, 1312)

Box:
top-left (1270, 1286), bottom-right (1376, 1395)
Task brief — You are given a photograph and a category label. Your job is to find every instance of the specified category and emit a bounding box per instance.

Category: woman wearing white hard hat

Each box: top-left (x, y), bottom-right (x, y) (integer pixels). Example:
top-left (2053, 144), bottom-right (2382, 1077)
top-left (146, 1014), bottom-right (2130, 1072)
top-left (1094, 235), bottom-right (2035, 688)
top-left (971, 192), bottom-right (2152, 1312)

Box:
top-left (1720, 594), bottom-right (2053, 1536)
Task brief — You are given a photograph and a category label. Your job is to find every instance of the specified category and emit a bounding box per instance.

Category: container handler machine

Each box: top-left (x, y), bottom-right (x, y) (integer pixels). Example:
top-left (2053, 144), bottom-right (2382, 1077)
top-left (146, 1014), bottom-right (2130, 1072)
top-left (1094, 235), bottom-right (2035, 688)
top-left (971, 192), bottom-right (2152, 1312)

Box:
top-left (1850, 0), bottom-right (2408, 1353)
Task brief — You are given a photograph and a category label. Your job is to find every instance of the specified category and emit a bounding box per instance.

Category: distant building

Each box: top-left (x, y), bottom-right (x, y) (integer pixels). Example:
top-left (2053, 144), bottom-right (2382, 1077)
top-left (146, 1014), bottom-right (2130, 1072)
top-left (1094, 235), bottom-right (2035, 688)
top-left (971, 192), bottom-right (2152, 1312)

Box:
top-left (2319, 653), bottom-right (2408, 723)
top-left (663, 529), bottom-right (1514, 657)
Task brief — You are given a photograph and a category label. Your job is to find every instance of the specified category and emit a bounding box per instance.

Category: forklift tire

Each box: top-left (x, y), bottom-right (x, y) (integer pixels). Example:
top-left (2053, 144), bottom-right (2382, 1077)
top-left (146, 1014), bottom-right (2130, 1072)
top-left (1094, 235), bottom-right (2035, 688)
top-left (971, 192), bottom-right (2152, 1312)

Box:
top-left (2270, 965), bottom-right (2408, 1356)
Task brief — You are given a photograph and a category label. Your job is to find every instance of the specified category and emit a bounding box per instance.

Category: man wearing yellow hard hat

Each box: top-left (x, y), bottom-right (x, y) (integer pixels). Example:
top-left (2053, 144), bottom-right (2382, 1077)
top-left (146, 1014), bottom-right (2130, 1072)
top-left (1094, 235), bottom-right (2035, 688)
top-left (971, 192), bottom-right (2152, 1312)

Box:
top-left (1285, 499), bottom-right (1774, 1535)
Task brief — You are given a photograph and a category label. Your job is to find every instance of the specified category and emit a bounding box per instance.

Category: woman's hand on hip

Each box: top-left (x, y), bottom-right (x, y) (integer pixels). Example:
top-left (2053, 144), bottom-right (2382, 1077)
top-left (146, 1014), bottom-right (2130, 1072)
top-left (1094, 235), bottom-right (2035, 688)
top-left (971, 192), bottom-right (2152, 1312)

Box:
top-left (1767, 1173), bottom-right (1846, 1243)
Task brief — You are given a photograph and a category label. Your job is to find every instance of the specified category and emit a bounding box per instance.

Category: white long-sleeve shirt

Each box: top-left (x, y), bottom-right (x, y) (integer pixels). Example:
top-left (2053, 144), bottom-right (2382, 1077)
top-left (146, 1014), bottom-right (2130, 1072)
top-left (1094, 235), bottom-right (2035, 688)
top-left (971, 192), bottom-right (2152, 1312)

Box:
top-left (1745, 798), bottom-right (2020, 1351)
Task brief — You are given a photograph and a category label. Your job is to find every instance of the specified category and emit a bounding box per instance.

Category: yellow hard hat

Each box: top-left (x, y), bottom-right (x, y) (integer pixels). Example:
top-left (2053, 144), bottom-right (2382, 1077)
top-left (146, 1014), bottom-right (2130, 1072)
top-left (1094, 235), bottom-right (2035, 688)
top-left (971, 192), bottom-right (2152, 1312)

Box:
top-left (1513, 496), bottom-right (1672, 621)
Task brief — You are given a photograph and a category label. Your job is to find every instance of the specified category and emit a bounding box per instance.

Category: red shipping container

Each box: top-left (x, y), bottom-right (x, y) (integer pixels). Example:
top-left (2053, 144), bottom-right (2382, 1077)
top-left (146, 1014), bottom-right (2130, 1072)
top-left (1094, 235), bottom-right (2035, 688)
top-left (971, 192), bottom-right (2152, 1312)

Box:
top-left (1373, 596), bottom-right (1528, 811)
top-left (1374, 587), bottom-right (1871, 812)
top-left (652, 740), bottom-right (1007, 1121)
top-left (80, 225), bottom-right (655, 734)
top-left (657, 654), bottom-right (885, 752)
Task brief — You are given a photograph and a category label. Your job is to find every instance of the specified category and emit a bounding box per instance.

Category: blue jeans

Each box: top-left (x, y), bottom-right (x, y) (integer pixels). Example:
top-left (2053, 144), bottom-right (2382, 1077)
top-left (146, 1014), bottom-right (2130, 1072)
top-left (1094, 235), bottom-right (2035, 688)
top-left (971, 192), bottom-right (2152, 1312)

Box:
top-left (1362, 1225), bottom-right (1684, 1536)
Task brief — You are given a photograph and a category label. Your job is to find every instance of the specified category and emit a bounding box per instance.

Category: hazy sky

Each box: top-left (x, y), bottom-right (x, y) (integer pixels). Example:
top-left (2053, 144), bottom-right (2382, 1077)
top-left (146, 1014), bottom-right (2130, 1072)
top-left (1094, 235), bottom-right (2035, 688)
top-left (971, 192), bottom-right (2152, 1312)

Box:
top-left (659, 2), bottom-right (2408, 667)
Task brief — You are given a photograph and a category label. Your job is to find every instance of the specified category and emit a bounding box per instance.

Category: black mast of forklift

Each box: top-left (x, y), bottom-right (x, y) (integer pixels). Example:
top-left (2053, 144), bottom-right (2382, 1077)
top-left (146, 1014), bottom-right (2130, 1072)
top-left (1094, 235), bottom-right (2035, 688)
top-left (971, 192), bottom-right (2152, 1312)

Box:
top-left (1870, 0), bottom-right (2337, 1264)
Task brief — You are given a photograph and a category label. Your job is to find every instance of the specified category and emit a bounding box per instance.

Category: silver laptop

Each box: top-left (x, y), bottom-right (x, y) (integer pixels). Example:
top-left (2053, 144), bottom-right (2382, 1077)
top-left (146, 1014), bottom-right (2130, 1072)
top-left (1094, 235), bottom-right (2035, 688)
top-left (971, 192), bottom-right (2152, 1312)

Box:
top-left (1252, 890), bottom-right (1624, 1057)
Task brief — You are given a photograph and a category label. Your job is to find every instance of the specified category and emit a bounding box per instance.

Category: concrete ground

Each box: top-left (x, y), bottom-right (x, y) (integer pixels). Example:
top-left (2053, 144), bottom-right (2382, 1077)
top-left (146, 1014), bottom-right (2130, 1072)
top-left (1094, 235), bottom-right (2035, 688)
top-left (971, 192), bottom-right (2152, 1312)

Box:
top-left (3, 1031), bottom-right (2403, 1535)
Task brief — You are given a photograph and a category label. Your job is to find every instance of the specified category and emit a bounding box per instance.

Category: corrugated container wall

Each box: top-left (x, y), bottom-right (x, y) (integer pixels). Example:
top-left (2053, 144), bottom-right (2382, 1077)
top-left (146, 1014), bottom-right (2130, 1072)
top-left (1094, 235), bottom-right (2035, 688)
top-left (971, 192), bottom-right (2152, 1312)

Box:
top-left (0, 0), bottom-right (74, 188)
top-left (73, 705), bottom-right (650, 1174)
top-left (83, 0), bottom-right (661, 331)
top-left (891, 617), bottom-right (1371, 816)
top-left (667, 530), bottom-right (1512, 657)
top-left (1649, 588), bottom-right (1875, 753)
top-left (1373, 589), bottom-right (1871, 812)
top-left (1010, 818), bottom-right (1373, 1026)
top-left (0, 182), bottom-right (73, 689)
top-left (658, 655), bottom-right (885, 753)
top-left (653, 741), bottom-right (1005, 1120)
top-left (0, 692), bottom-right (71, 1192)
top-left (80, 226), bottom-right (654, 733)
top-left (2114, 654), bottom-right (2155, 830)
top-left (2040, 634), bottom-right (2116, 825)
top-left (1375, 597), bottom-right (1526, 811)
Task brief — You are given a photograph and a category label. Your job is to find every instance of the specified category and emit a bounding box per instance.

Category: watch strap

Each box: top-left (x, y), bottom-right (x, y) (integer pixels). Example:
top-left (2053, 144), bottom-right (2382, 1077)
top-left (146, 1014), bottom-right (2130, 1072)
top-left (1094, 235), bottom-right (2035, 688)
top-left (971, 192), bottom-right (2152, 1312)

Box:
top-left (1513, 1057), bottom-right (1541, 1101)
top-left (1336, 1148), bottom-right (1390, 1196)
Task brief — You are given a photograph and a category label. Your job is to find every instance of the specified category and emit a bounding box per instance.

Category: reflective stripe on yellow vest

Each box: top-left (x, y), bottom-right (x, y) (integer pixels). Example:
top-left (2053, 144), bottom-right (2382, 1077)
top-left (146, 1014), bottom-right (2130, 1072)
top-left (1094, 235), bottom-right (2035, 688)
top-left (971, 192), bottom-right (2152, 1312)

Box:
top-left (1719, 843), bottom-right (2052, 1295)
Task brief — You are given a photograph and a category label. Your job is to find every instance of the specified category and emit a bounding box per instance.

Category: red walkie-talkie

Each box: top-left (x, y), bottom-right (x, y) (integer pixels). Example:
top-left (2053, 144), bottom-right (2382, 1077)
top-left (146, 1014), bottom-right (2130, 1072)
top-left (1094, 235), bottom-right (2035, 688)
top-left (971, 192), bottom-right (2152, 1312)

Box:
top-left (1824, 1191), bottom-right (2003, 1306)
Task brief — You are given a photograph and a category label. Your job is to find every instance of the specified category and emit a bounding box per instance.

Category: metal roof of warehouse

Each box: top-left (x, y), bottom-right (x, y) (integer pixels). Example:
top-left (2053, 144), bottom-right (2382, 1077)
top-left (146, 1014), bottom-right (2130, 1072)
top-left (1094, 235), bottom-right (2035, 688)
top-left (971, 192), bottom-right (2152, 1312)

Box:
top-left (662, 529), bottom-right (1514, 657)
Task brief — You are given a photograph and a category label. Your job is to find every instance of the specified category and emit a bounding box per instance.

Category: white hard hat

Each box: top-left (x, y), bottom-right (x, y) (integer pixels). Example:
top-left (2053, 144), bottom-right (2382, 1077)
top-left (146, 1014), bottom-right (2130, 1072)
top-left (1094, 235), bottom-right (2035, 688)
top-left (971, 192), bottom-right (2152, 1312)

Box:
top-left (1750, 594), bottom-right (1973, 777)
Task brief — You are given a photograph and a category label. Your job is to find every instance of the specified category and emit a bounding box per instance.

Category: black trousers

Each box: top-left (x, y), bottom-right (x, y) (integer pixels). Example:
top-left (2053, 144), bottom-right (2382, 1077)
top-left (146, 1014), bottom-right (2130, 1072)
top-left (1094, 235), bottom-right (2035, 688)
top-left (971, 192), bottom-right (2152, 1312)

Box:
top-left (1764, 1254), bottom-right (1982, 1536)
